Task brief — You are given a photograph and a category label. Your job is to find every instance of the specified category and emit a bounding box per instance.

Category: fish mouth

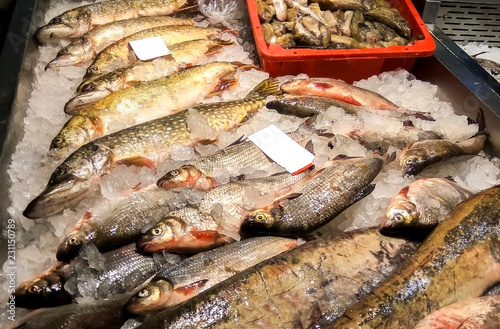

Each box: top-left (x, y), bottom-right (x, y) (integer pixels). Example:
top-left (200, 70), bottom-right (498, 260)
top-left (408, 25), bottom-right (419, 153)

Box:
top-left (56, 240), bottom-right (82, 262)
top-left (45, 55), bottom-right (82, 71)
top-left (136, 237), bottom-right (158, 253)
top-left (35, 24), bottom-right (75, 44)
top-left (64, 91), bottom-right (110, 115)
top-left (23, 176), bottom-right (90, 219)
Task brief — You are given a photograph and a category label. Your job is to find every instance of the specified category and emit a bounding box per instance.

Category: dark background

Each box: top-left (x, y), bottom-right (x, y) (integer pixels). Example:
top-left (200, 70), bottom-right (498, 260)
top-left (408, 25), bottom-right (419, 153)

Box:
top-left (0, 0), bottom-right (17, 52)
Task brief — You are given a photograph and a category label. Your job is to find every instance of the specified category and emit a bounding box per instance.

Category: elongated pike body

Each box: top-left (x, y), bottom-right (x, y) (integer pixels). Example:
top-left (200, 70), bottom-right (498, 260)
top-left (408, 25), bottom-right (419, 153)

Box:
top-left (35, 0), bottom-right (188, 44)
top-left (136, 229), bottom-right (418, 328)
top-left (328, 185), bottom-right (500, 328)
top-left (24, 79), bottom-right (280, 219)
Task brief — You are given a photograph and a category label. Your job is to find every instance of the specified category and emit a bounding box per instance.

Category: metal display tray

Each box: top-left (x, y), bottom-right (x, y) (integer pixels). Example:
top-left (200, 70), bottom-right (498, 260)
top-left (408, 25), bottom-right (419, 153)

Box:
top-left (1, 0), bottom-right (500, 266)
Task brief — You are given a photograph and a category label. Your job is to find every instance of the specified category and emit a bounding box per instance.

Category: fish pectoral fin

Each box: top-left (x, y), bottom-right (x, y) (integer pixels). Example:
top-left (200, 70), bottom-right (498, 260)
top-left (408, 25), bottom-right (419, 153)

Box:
top-left (190, 230), bottom-right (233, 243)
top-left (174, 279), bottom-right (210, 297)
top-left (118, 157), bottom-right (157, 170)
top-left (208, 78), bottom-right (238, 96)
top-left (353, 183), bottom-right (376, 204)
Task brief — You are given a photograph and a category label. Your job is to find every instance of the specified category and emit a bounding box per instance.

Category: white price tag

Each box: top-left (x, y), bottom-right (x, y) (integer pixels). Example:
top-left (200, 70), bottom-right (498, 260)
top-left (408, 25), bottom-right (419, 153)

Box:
top-left (249, 125), bottom-right (315, 175)
top-left (129, 36), bottom-right (171, 61)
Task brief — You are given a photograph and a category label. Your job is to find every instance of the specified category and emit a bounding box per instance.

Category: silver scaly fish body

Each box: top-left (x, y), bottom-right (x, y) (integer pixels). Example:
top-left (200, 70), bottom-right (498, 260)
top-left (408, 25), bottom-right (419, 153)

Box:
top-left (35, 0), bottom-right (188, 44)
top-left (126, 236), bottom-right (299, 314)
top-left (136, 228), bottom-right (418, 328)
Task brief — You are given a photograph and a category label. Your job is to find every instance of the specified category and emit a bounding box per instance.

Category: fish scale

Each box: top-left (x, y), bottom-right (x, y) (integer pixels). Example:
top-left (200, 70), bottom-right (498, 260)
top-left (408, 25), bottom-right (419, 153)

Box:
top-left (136, 229), bottom-right (418, 328)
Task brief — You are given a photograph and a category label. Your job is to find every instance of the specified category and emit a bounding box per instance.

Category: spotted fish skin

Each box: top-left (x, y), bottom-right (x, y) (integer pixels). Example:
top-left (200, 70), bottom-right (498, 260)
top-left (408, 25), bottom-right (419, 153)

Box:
top-left (136, 228), bottom-right (418, 329)
top-left (328, 185), bottom-right (500, 328)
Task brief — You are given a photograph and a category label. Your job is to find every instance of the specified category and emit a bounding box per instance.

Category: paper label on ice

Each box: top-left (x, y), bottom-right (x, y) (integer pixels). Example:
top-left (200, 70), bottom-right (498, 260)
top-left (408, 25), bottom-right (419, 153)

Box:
top-left (129, 36), bottom-right (171, 61)
top-left (249, 125), bottom-right (315, 174)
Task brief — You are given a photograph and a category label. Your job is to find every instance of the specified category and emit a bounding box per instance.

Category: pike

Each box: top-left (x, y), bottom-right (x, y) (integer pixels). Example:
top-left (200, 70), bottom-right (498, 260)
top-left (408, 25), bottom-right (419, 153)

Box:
top-left (35, 0), bottom-right (188, 44)
top-left (23, 78), bottom-right (281, 219)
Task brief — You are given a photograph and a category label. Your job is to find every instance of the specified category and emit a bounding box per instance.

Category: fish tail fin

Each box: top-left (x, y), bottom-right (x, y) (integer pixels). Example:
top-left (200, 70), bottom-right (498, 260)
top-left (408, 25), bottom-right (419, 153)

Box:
top-left (246, 78), bottom-right (282, 98)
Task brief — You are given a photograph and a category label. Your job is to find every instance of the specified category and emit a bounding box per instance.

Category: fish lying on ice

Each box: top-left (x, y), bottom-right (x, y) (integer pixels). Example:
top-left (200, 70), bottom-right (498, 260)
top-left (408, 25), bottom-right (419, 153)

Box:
top-left (136, 228), bottom-right (418, 328)
top-left (325, 185), bottom-right (500, 328)
top-left (156, 130), bottom-right (309, 191)
top-left (23, 78), bottom-right (281, 219)
top-left (400, 134), bottom-right (487, 176)
top-left (380, 177), bottom-right (473, 234)
top-left (414, 295), bottom-right (500, 329)
top-left (35, 0), bottom-right (188, 44)
top-left (50, 61), bottom-right (240, 157)
top-left (14, 243), bottom-right (173, 309)
top-left (241, 155), bottom-right (383, 237)
top-left (126, 236), bottom-right (298, 314)
top-left (45, 16), bottom-right (194, 70)
top-left (138, 171), bottom-right (310, 254)
top-left (66, 39), bottom-right (235, 112)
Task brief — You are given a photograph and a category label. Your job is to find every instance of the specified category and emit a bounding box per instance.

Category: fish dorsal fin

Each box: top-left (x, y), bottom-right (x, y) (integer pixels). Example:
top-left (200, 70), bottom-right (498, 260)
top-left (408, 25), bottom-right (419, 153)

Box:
top-left (173, 279), bottom-right (209, 297)
top-left (274, 192), bottom-right (303, 204)
top-left (246, 78), bottom-right (281, 98)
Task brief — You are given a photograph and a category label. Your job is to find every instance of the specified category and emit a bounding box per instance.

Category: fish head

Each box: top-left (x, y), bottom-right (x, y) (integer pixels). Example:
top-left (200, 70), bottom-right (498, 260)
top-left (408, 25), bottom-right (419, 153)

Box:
top-left (35, 11), bottom-right (91, 44)
top-left (125, 280), bottom-right (174, 315)
top-left (137, 217), bottom-right (185, 253)
top-left (380, 200), bottom-right (419, 234)
top-left (240, 206), bottom-right (284, 235)
top-left (49, 116), bottom-right (101, 157)
top-left (85, 64), bottom-right (103, 81)
top-left (400, 148), bottom-right (429, 177)
top-left (46, 38), bottom-right (94, 70)
top-left (14, 265), bottom-right (72, 308)
top-left (24, 144), bottom-right (112, 219)
top-left (157, 165), bottom-right (209, 190)
top-left (64, 89), bottom-right (111, 115)
top-left (56, 221), bottom-right (96, 262)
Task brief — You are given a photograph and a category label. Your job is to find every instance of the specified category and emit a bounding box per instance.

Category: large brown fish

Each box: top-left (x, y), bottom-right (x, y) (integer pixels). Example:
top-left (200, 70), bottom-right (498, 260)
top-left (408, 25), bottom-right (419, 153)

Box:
top-left (35, 0), bottom-right (188, 44)
top-left (414, 295), bottom-right (500, 329)
top-left (326, 185), bottom-right (500, 328)
top-left (126, 236), bottom-right (298, 314)
top-left (400, 134), bottom-right (487, 176)
top-left (135, 228), bottom-right (418, 328)
top-left (380, 177), bottom-right (473, 234)
top-left (241, 156), bottom-right (383, 237)
top-left (23, 78), bottom-right (280, 219)
top-left (56, 185), bottom-right (174, 262)
top-left (14, 244), bottom-right (170, 309)
top-left (138, 171), bottom-right (310, 254)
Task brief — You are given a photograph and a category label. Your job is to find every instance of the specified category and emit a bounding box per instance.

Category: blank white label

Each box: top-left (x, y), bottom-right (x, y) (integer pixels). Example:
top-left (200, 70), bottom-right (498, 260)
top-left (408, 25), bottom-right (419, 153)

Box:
top-left (129, 36), bottom-right (171, 61)
top-left (249, 125), bottom-right (315, 174)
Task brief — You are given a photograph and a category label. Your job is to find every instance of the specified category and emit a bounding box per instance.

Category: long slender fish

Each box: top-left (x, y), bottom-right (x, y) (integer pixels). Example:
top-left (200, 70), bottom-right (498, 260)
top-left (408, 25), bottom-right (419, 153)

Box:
top-left (35, 0), bottom-right (188, 44)
top-left (414, 295), bottom-right (500, 329)
top-left (82, 25), bottom-right (225, 81)
top-left (14, 244), bottom-right (170, 309)
top-left (136, 228), bottom-right (418, 328)
top-left (50, 61), bottom-right (239, 157)
top-left (56, 185), bottom-right (174, 262)
top-left (400, 134), bottom-right (487, 176)
top-left (327, 185), bottom-right (500, 328)
top-left (138, 171), bottom-right (310, 254)
top-left (8, 292), bottom-right (133, 329)
top-left (280, 78), bottom-right (432, 120)
top-left (46, 16), bottom-right (194, 70)
top-left (157, 130), bottom-right (309, 190)
top-left (23, 78), bottom-right (281, 219)
top-left (65, 38), bottom-right (235, 112)
top-left (126, 236), bottom-right (299, 314)
top-left (380, 177), bottom-right (473, 234)
top-left (241, 156), bottom-right (383, 237)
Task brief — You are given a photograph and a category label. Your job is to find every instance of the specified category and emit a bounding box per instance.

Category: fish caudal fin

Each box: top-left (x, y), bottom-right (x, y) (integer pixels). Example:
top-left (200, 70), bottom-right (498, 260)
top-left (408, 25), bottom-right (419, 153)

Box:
top-left (246, 78), bottom-right (282, 98)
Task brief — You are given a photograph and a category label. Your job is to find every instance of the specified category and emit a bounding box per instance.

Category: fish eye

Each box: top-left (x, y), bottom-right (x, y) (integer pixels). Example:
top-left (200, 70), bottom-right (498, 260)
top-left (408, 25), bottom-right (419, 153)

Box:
top-left (58, 48), bottom-right (68, 55)
top-left (89, 66), bottom-right (99, 74)
top-left (152, 227), bottom-right (163, 236)
top-left (81, 82), bottom-right (96, 92)
top-left (50, 17), bottom-right (63, 25)
top-left (393, 214), bottom-right (404, 222)
top-left (91, 144), bottom-right (100, 152)
top-left (52, 137), bottom-right (63, 146)
top-left (138, 288), bottom-right (150, 298)
top-left (404, 157), bottom-right (415, 165)
top-left (255, 213), bottom-right (267, 223)
top-left (28, 285), bottom-right (41, 294)
top-left (169, 170), bottom-right (179, 177)
top-left (68, 236), bottom-right (80, 246)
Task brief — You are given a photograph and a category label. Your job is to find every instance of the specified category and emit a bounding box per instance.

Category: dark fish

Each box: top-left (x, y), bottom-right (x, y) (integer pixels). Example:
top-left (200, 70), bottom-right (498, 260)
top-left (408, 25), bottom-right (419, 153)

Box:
top-left (266, 95), bottom-right (366, 118)
top-left (327, 185), bottom-right (500, 328)
top-left (241, 156), bottom-right (383, 237)
top-left (126, 236), bottom-right (298, 314)
top-left (414, 295), bottom-right (500, 329)
top-left (135, 228), bottom-right (418, 328)
top-left (365, 6), bottom-right (412, 39)
top-left (309, 0), bottom-right (368, 12)
top-left (380, 177), bottom-right (473, 234)
top-left (400, 134), bottom-right (487, 176)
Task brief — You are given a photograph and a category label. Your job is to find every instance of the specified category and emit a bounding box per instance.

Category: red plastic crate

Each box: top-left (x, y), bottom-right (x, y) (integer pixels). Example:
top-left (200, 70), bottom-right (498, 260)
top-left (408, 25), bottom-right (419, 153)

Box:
top-left (247, 0), bottom-right (435, 83)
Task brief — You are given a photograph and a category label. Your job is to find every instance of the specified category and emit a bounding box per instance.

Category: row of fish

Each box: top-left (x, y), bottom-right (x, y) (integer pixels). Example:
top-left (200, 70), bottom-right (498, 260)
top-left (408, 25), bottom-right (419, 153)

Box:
top-left (257, 0), bottom-right (414, 49)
